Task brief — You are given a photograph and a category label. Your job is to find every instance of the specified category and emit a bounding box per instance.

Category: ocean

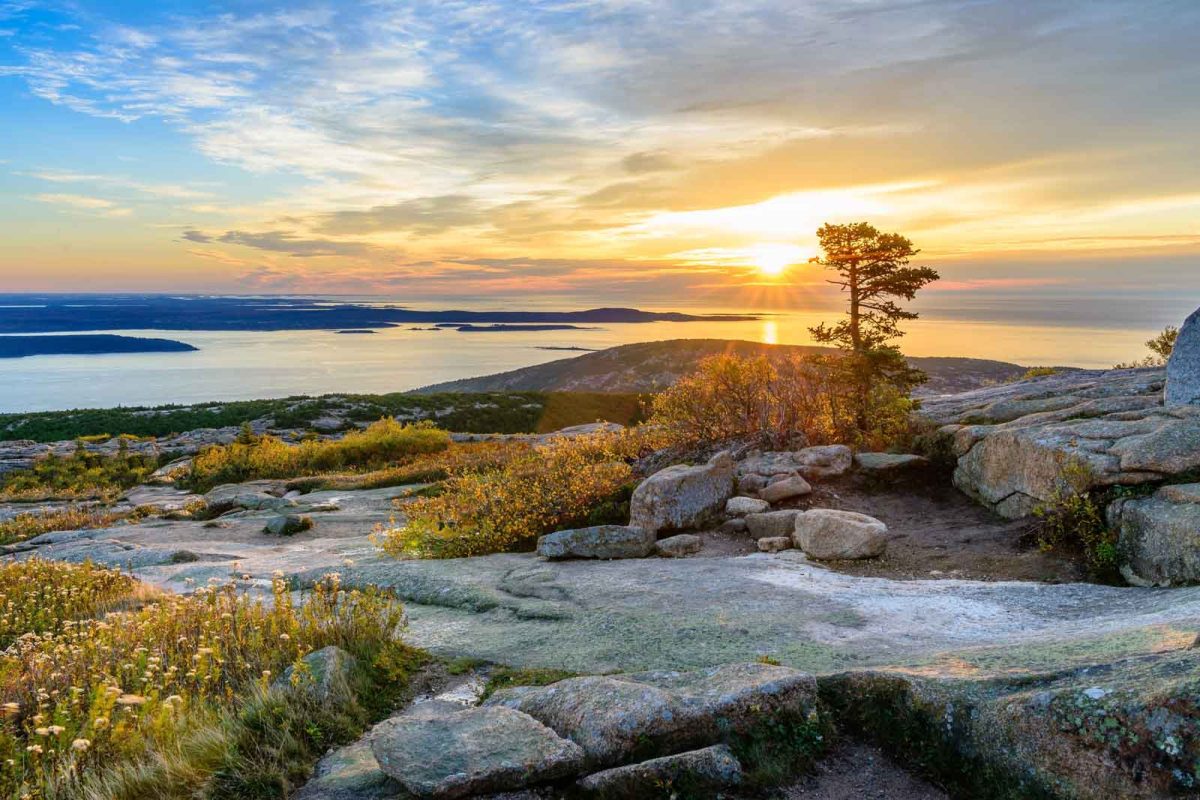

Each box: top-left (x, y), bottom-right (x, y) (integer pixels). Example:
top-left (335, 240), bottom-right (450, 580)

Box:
top-left (0, 307), bottom-right (1175, 413)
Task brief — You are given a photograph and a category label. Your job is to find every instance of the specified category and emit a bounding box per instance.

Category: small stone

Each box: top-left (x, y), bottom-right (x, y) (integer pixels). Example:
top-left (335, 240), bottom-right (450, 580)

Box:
top-left (725, 496), bottom-right (769, 516)
top-left (759, 475), bottom-right (812, 503)
top-left (264, 514), bottom-right (313, 536)
top-left (756, 536), bottom-right (792, 553)
top-left (655, 533), bottom-right (702, 558)
top-left (275, 646), bottom-right (357, 704)
top-left (1082, 687), bottom-right (1109, 701)
top-left (718, 518), bottom-right (748, 535)
top-left (793, 509), bottom-right (887, 560)
top-left (854, 452), bottom-right (929, 472)
top-left (538, 525), bottom-right (655, 560)
top-left (744, 510), bottom-right (801, 540)
top-left (736, 474), bottom-right (768, 496)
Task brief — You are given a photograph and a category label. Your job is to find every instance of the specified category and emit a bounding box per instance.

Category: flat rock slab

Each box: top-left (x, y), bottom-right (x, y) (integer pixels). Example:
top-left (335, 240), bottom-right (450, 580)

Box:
top-left (370, 705), bottom-right (584, 799)
top-left (335, 552), bottom-right (1200, 679)
top-left (10, 483), bottom-right (1200, 681)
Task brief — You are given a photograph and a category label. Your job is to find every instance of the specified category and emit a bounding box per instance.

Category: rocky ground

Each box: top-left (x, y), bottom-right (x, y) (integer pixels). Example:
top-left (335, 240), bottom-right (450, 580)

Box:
top-left (4, 363), bottom-right (1200, 798)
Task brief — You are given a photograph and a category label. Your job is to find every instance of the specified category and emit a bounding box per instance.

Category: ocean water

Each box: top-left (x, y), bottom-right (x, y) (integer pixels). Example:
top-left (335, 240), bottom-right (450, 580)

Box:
top-left (0, 309), bottom-right (1170, 413)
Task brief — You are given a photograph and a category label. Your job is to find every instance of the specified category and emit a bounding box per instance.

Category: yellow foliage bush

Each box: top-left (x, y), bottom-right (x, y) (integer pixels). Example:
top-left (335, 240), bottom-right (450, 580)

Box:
top-left (188, 418), bottom-right (451, 490)
top-left (649, 352), bottom-right (914, 451)
top-left (377, 430), bottom-right (649, 558)
top-left (0, 561), bottom-right (404, 798)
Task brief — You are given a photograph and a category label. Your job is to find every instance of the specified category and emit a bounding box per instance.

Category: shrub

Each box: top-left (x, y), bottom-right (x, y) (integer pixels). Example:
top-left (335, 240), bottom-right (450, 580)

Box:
top-left (648, 352), bottom-right (915, 451)
top-left (1017, 367), bottom-right (1059, 381)
top-left (1114, 325), bottom-right (1178, 369)
top-left (186, 419), bottom-right (451, 491)
top-left (1033, 458), bottom-right (1118, 578)
top-left (0, 444), bottom-right (158, 502)
top-left (377, 430), bottom-right (649, 558)
top-left (0, 506), bottom-right (150, 547)
top-left (0, 563), bottom-right (407, 799)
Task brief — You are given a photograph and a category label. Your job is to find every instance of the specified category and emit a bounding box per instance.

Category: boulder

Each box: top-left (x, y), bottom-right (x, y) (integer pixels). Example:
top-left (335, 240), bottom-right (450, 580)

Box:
top-left (264, 514), bottom-right (313, 536)
top-left (756, 536), bottom-right (793, 553)
top-left (854, 452), bottom-right (929, 473)
top-left (1108, 483), bottom-right (1200, 586)
top-left (485, 676), bottom-right (690, 767)
top-left (744, 509), bottom-right (801, 540)
top-left (629, 452), bottom-right (735, 534)
top-left (370, 705), bottom-right (584, 799)
top-left (205, 482), bottom-right (298, 513)
top-left (575, 744), bottom-right (743, 798)
top-left (725, 496), bottom-right (769, 516)
top-left (759, 475), bottom-right (812, 503)
top-left (655, 534), bottom-right (702, 558)
top-left (275, 646), bottom-right (356, 704)
top-left (538, 526), bottom-right (655, 560)
top-left (739, 445), bottom-right (852, 481)
top-left (1165, 307), bottom-right (1200, 406)
top-left (485, 663), bottom-right (819, 770)
top-left (793, 509), bottom-right (887, 560)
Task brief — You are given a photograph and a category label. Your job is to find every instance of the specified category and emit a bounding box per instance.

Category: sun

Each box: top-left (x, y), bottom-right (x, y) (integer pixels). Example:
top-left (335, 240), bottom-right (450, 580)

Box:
top-left (749, 243), bottom-right (807, 278)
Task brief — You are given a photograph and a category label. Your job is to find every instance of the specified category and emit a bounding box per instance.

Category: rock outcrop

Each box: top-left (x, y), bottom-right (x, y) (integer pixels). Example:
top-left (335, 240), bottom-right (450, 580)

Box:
top-left (1108, 483), bottom-right (1200, 586)
top-left (919, 367), bottom-right (1200, 518)
top-left (744, 509), bottom-right (801, 540)
top-left (629, 452), bottom-right (734, 534)
top-left (654, 533), bottom-right (701, 558)
top-left (538, 526), bottom-right (655, 560)
top-left (1166, 307), bottom-right (1200, 406)
top-left (738, 445), bottom-right (852, 483)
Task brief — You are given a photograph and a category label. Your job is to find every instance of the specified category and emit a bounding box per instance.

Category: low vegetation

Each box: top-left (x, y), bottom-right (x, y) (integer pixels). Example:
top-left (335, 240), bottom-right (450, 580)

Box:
top-left (0, 506), bottom-right (150, 547)
top-left (1033, 458), bottom-right (1119, 579)
top-left (185, 419), bottom-right (451, 492)
top-left (1113, 325), bottom-right (1178, 369)
top-left (0, 560), bottom-right (415, 799)
top-left (0, 392), bottom-right (646, 443)
top-left (0, 443), bottom-right (159, 502)
top-left (378, 429), bottom-right (653, 558)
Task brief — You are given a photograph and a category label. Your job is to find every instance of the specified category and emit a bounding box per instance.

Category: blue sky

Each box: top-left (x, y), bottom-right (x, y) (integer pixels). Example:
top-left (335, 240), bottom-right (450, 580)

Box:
top-left (0, 0), bottom-right (1198, 324)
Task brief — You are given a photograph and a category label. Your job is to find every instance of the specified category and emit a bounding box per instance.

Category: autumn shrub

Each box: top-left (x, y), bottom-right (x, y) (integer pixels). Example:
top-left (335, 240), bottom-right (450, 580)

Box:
top-left (0, 562), bottom-right (407, 799)
top-left (187, 419), bottom-right (451, 491)
top-left (0, 506), bottom-right (149, 547)
top-left (378, 430), bottom-right (650, 558)
top-left (0, 444), bottom-right (158, 502)
top-left (649, 352), bottom-right (915, 451)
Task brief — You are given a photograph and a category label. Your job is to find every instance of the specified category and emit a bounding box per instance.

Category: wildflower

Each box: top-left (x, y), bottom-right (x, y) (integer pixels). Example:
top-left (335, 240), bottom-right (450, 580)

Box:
top-left (116, 694), bottom-right (146, 706)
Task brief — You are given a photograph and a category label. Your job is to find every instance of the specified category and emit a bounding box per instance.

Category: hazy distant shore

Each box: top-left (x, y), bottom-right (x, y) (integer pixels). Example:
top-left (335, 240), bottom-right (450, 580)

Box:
top-left (0, 334), bottom-right (197, 359)
top-left (0, 294), bottom-right (758, 334)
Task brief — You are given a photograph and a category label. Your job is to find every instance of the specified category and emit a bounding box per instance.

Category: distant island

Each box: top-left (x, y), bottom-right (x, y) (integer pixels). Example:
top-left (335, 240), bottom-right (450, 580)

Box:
top-left (0, 294), bottom-right (759, 333)
top-left (335, 329), bottom-right (377, 334)
top-left (0, 334), bottom-right (198, 359)
top-left (413, 339), bottom-right (1033, 396)
top-left (439, 323), bottom-right (592, 332)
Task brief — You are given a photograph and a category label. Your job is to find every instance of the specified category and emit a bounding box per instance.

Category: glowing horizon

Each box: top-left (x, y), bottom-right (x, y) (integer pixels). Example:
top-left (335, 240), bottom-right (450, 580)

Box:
top-left (0, 1), bottom-right (1197, 315)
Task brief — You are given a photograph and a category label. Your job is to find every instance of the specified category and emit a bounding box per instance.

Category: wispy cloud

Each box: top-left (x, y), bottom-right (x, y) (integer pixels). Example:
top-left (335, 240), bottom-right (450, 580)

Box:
top-left (33, 192), bottom-right (131, 217)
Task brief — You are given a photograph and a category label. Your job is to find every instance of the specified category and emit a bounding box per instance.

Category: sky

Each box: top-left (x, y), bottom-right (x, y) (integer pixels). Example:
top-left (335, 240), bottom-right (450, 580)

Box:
top-left (0, 0), bottom-right (1198, 323)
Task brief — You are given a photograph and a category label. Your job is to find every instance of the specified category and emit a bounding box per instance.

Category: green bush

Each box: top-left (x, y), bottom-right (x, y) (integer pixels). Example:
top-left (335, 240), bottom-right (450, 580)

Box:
top-left (1033, 458), bottom-right (1118, 579)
